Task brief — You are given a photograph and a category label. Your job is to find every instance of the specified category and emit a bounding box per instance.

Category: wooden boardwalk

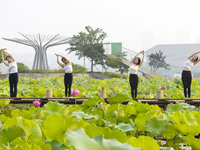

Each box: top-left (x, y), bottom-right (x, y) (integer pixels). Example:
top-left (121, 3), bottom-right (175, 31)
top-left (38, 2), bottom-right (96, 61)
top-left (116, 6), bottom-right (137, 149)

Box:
top-left (1, 97), bottom-right (200, 108)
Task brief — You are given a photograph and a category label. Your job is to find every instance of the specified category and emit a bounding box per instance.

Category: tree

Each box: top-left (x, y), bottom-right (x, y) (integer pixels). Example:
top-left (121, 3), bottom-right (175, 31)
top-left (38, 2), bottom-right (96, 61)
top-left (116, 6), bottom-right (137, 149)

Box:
top-left (104, 52), bottom-right (129, 75)
top-left (17, 62), bottom-right (30, 73)
top-left (0, 48), bottom-right (6, 63)
top-left (67, 26), bottom-right (107, 72)
top-left (148, 50), bottom-right (170, 72)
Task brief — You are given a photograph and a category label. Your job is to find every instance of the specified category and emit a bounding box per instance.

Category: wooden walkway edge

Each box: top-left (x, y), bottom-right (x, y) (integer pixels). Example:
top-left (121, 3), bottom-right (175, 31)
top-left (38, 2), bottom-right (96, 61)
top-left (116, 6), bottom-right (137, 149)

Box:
top-left (1, 97), bottom-right (200, 108)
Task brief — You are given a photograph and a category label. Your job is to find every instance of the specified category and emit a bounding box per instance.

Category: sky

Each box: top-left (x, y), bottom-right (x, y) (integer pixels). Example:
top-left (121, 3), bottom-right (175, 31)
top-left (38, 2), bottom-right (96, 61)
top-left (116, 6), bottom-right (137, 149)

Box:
top-left (1, 0), bottom-right (200, 69)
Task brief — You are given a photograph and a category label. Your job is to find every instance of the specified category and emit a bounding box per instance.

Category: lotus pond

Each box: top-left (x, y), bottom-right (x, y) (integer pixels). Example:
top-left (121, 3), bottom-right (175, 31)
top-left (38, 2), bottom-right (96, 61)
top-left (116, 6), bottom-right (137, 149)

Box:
top-left (0, 98), bottom-right (199, 149)
top-left (0, 76), bottom-right (200, 149)
top-left (1, 76), bottom-right (200, 98)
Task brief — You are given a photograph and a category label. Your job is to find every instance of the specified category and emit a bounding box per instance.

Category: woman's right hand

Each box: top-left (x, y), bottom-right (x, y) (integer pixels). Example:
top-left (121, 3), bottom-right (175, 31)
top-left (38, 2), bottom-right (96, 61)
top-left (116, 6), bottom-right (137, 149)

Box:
top-left (55, 53), bottom-right (59, 56)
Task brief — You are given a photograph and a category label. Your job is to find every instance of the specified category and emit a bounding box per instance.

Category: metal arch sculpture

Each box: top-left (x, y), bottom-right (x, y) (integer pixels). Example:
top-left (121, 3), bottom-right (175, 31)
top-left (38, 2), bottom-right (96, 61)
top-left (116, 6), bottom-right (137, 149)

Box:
top-left (2, 33), bottom-right (72, 70)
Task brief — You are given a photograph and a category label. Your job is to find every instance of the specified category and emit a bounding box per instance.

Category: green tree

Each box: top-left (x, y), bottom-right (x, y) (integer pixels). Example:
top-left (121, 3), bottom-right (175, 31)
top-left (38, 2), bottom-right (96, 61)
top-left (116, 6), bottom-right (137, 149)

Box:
top-left (17, 62), bottom-right (30, 73)
top-left (105, 55), bottom-right (129, 75)
top-left (67, 26), bottom-right (107, 72)
top-left (0, 48), bottom-right (7, 63)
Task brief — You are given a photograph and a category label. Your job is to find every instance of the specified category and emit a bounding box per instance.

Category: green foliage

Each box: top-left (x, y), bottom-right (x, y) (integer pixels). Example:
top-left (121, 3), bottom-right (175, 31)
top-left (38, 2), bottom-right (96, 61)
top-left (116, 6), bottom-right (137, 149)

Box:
top-left (66, 129), bottom-right (139, 150)
top-left (17, 62), bottom-right (30, 73)
top-left (1, 76), bottom-right (200, 99)
top-left (145, 117), bottom-right (167, 136)
top-left (105, 53), bottom-right (129, 75)
top-left (67, 26), bottom-right (107, 72)
top-left (0, 99), bottom-right (199, 149)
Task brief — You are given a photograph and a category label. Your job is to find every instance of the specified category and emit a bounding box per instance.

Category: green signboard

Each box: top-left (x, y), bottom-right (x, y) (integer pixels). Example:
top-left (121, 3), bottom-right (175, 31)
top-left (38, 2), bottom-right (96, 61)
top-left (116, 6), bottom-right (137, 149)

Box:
top-left (111, 43), bottom-right (122, 56)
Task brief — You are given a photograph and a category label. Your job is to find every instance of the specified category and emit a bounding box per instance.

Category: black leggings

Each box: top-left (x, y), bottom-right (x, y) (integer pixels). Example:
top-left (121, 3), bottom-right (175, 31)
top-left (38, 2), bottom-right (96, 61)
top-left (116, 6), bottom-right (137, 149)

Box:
top-left (181, 71), bottom-right (192, 98)
top-left (129, 74), bottom-right (139, 98)
top-left (64, 73), bottom-right (73, 97)
top-left (9, 73), bottom-right (18, 97)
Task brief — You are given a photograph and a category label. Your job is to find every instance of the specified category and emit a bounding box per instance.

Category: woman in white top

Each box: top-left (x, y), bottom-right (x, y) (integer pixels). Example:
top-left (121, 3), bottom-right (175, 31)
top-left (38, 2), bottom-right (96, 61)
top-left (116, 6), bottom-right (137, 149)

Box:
top-left (1, 50), bottom-right (18, 97)
top-left (129, 50), bottom-right (144, 99)
top-left (55, 53), bottom-right (73, 97)
top-left (182, 51), bottom-right (200, 98)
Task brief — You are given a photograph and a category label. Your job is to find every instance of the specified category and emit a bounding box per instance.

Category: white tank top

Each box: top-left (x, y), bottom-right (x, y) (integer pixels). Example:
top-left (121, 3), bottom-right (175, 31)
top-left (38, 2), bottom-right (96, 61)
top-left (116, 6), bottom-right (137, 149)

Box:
top-left (130, 64), bottom-right (138, 74)
top-left (8, 61), bottom-right (18, 74)
top-left (183, 60), bottom-right (193, 69)
top-left (64, 65), bottom-right (72, 73)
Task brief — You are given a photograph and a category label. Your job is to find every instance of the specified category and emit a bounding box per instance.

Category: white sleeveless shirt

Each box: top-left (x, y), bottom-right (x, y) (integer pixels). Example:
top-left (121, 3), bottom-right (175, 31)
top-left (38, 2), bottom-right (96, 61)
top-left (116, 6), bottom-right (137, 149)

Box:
top-left (183, 60), bottom-right (193, 69)
top-left (64, 65), bottom-right (73, 73)
top-left (8, 61), bottom-right (18, 74)
top-left (130, 64), bottom-right (138, 74)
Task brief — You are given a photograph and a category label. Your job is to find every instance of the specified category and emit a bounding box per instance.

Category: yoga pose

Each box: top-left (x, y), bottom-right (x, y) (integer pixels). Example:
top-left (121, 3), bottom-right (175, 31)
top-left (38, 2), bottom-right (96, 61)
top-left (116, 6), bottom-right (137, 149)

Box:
top-left (182, 51), bottom-right (200, 98)
top-left (55, 53), bottom-right (73, 97)
top-left (1, 50), bottom-right (18, 97)
top-left (129, 50), bottom-right (144, 99)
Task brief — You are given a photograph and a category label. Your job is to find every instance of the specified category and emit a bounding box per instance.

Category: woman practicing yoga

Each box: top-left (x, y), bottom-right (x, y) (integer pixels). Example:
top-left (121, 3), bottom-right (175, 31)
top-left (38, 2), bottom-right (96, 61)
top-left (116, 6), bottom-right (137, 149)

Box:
top-left (55, 53), bottom-right (73, 97)
top-left (129, 50), bottom-right (144, 99)
top-left (182, 51), bottom-right (200, 98)
top-left (1, 50), bottom-right (18, 97)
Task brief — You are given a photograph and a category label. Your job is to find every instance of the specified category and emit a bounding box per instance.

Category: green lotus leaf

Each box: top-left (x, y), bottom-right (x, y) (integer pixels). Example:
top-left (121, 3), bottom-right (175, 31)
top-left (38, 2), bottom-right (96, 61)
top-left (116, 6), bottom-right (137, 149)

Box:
top-left (128, 136), bottom-right (160, 150)
top-left (166, 103), bottom-right (183, 112)
top-left (0, 126), bottom-right (25, 144)
top-left (183, 110), bottom-right (197, 125)
top-left (135, 110), bottom-right (162, 132)
top-left (128, 100), bottom-right (150, 114)
top-left (108, 93), bottom-right (129, 104)
top-left (171, 111), bottom-right (187, 124)
top-left (0, 114), bottom-right (10, 123)
top-left (11, 107), bottom-right (41, 119)
top-left (66, 129), bottom-right (139, 150)
top-left (2, 116), bottom-right (42, 140)
top-left (174, 124), bottom-right (200, 136)
top-left (162, 124), bottom-right (176, 139)
top-left (145, 117), bottom-right (167, 136)
top-left (43, 101), bottom-right (67, 116)
top-left (114, 122), bottom-right (136, 132)
top-left (183, 135), bottom-right (200, 150)
top-left (85, 124), bottom-right (104, 138)
top-left (82, 97), bottom-right (104, 107)
top-left (44, 113), bottom-right (79, 142)
top-left (48, 140), bottom-right (67, 150)
top-left (71, 111), bottom-right (98, 120)
top-left (102, 127), bottom-right (127, 143)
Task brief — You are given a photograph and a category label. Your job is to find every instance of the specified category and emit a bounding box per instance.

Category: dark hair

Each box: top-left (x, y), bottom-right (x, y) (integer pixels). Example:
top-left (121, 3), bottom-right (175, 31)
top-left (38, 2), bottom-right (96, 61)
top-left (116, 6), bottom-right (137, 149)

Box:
top-left (6, 56), bottom-right (11, 60)
top-left (195, 56), bottom-right (199, 62)
top-left (136, 57), bottom-right (141, 65)
top-left (61, 57), bottom-right (65, 61)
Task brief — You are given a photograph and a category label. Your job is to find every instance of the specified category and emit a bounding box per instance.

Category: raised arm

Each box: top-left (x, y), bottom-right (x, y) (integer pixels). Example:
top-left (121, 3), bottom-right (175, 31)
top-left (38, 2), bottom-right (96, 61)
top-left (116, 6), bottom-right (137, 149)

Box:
top-left (138, 50), bottom-right (145, 67)
top-left (130, 50), bottom-right (144, 64)
top-left (4, 52), bottom-right (15, 61)
top-left (1, 50), bottom-right (8, 66)
top-left (193, 58), bottom-right (200, 65)
top-left (187, 51), bottom-right (200, 59)
top-left (55, 53), bottom-right (64, 68)
top-left (58, 54), bottom-right (72, 65)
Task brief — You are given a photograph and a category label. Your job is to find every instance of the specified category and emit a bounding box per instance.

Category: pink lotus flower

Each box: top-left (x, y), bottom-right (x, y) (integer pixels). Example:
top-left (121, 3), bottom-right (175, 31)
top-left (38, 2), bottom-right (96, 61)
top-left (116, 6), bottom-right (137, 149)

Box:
top-left (161, 86), bottom-right (166, 89)
top-left (25, 75), bottom-right (27, 78)
top-left (33, 100), bottom-right (40, 107)
top-left (78, 83), bottom-right (81, 86)
top-left (143, 76), bottom-right (146, 79)
top-left (71, 89), bottom-right (79, 96)
top-left (165, 75), bottom-right (167, 77)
